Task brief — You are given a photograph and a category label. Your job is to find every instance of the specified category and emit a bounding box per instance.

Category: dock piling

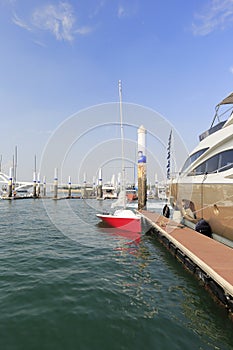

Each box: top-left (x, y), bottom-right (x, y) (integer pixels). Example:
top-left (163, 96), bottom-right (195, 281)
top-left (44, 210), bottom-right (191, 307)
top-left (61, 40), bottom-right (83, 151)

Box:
top-left (68, 176), bottom-right (72, 198)
top-left (137, 125), bottom-right (147, 210)
top-left (97, 168), bottom-right (103, 199)
top-left (53, 168), bottom-right (58, 199)
top-left (33, 171), bottom-right (37, 198)
top-left (43, 176), bottom-right (46, 197)
top-left (8, 167), bottom-right (13, 198)
top-left (37, 173), bottom-right (41, 197)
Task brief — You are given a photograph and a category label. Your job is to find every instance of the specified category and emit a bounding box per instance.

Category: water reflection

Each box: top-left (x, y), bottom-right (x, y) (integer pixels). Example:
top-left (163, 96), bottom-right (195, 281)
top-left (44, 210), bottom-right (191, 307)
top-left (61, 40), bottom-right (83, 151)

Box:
top-left (96, 223), bottom-right (158, 318)
top-left (147, 237), bottom-right (233, 348)
top-left (96, 223), bottom-right (141, 245)
top-left (102, 224), bottom-right (233, 345)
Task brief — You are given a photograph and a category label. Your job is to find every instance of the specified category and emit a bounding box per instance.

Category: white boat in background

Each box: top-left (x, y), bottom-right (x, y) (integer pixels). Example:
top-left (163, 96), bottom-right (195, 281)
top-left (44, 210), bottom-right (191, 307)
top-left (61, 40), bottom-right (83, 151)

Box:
top-left (158, 186), bottom-right (167, 200)
top-left (126, 188), bottom-right (138, 201)
top-left (102, 183), bottom-right (118, 199)
top-left (169, 92), bottom-right (233, 247)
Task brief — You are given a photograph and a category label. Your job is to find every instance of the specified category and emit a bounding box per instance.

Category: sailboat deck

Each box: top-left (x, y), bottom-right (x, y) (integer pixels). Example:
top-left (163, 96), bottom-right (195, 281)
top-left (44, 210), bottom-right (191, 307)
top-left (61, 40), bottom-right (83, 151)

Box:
top-left (141, 210), bottom-right (233, 312)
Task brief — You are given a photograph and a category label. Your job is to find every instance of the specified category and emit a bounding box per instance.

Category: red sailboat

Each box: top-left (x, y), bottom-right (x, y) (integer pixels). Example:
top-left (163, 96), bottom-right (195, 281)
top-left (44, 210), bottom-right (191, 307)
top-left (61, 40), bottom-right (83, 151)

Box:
top-left (96, 81), bottom-right (141, 232)
top-left (96, 209), bottom-right (141, 233)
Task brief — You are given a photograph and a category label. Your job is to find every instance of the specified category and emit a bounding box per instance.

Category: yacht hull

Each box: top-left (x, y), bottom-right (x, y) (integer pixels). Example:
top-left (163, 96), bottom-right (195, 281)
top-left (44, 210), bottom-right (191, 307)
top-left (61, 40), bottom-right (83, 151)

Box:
top-left (170, 182), bottom-right (233, 242)
top-left (169, 91), bottom-right (233, 245)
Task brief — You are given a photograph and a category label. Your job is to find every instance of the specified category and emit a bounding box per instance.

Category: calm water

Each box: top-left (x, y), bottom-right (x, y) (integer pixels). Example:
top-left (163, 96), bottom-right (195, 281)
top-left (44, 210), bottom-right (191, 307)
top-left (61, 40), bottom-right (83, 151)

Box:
top-left (0, 198), bottom-right (232, 350)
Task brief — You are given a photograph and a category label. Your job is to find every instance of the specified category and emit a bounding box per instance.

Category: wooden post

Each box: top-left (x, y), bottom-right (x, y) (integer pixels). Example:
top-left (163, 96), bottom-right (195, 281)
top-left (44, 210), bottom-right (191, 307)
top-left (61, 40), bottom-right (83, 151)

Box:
top-left (137, 125), bottom-right (147, 210)
top-left (154, 173), bottom-right (159, 199)
top-left (33, 171), bottom-right (37, 198)
top-left (33, 155), bottom-right (37, 198)
top-left (8, 167), bottom-right (13, 198)
top-left (54, 168), bottom-right (58, 199)
top-left (14, 146), bottom-right (17, 188)
top-left (68, 176), bottom-right (72, 198)
top-left (97, 168), bottom-right (103, 199)
top-left (93, 176), bottom-right (96, 198)
top-left (82, 172), bottom-right (87, 198)
top-left (138, 163), bottom-right (147, 210)
top-left (37, 173), bottom-right (41, 197)
top-left (43, 176), bottom-right (46, 197)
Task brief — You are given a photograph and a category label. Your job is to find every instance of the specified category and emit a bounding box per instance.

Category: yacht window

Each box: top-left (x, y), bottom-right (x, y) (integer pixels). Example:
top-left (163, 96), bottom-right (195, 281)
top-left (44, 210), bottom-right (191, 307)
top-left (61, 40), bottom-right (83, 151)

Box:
top-left (218, 150), bottom-right (233, 172)
top-left (206, 154), bottom-right (219, 173)
top-left (181, 148), bottom-right (208, 173)
top-left (193, 162), bottom-right (207, 175)
top-left (188, 149), bottom-right (233, 175)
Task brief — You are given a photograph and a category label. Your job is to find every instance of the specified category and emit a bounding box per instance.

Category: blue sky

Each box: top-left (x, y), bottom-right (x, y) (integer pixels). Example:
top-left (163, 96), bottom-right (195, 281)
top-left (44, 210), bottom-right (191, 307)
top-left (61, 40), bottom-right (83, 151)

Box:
top-left (1, 0), bottom-right (233, 184)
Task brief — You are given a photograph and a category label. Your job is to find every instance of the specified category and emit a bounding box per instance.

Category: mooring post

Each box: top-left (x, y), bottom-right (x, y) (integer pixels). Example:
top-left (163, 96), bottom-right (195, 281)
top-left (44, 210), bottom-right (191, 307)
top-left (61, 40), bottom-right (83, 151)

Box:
top-left (97, 168), bottom-right (103, 199)
top-left (43, 176), bottom-right (46, 197)
top-left (82, 172), bottom-right (88, 199)
top-left (33, 154), bottom-right (37, 198)
top-left (33, 171), bottom-right (37, 198)
top-left (37, 173), bottom-right (41, 197)
top-left (68, 176), bottom-right (72, 198)
top-left (54, 168), bottom-right (58, 199)
top-left (92, 176), bottom-right (96, 198)
top-left (154, 173), bottom-right (159, 199)
top-left (8, 167), bottom-right (13, 198)
top-left (137, 125), bottom-right (147, 210)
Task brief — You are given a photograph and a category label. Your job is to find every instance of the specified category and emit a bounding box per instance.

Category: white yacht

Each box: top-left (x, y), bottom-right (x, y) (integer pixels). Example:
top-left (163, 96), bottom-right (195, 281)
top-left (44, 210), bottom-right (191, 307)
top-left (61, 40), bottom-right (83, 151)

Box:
top-left (170, 92), bottom-right (233, 246)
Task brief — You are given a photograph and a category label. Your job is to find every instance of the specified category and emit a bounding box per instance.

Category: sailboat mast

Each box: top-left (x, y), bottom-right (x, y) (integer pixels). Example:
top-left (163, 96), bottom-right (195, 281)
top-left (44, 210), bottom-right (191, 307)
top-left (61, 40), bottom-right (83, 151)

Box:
top-left (118, 80), bottom-right (126, 208)
top-left (118, 80), bottom-right (125, 197)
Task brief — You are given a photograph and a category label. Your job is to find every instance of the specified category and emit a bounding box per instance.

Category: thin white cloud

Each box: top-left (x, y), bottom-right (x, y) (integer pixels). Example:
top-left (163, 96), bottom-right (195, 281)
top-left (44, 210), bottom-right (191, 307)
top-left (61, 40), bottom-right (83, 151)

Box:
top-left (230, 66), bottom-right (233, 74)
top-left (32, 39), bottom-right (47, 48)
top-left (32, 2), bottom-right (76, 42)
top-left (192, 0), bottom-right (233, 36)
top-left (117, 2), bottom-right (139, 19)
top-left (118, 5), bottom-right (126, 18)
top-left (75, 26), bottom-right (92, 35)
top-left (10, 1), bottom-right (92, 42)
top-left (12, 12), bottom-right (31, 31)
top-left (89, 0), bottom-right (106, 19)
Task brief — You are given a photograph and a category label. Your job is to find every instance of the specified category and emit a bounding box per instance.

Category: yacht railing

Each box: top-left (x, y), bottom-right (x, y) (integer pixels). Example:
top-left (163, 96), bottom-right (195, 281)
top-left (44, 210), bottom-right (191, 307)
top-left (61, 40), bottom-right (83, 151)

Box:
top-left (215, 162), bottom-right (233, 173)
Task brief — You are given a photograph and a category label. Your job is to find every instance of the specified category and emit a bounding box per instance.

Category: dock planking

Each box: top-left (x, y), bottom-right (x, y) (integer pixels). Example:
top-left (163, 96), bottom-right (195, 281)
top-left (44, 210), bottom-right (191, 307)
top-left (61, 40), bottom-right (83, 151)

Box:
top-left (141, 210), bottom-right (233, 316)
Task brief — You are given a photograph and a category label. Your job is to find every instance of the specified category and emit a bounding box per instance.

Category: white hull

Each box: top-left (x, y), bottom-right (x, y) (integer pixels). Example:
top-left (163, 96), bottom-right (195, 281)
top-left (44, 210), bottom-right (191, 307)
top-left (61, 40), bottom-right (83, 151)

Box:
top-left (170, 92), bottom-right (233, 245)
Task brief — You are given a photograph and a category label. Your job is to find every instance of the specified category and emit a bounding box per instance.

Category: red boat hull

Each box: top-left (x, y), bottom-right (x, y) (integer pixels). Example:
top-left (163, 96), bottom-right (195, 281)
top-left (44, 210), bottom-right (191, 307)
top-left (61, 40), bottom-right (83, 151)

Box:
top-left (97, 214), bottom-right (141, 233)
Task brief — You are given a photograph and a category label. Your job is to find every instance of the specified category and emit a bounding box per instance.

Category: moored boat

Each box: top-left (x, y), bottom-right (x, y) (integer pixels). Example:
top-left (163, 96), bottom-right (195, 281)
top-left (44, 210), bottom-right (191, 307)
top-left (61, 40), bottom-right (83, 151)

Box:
top-left (102, 184), bottom-right (118, 199)
top-left (96, 209), bottom-right (141, 232)
top-left (96, 80), bottom-right (141, 232)
top-left (169, 92), bottom-right (233, 247)
top-left (126, 188), bottom-right (138, 201)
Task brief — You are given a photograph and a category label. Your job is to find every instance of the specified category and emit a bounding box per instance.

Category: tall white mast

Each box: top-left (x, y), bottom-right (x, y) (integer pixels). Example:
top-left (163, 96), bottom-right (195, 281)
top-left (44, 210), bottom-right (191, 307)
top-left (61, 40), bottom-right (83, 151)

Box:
top-left (118, 80), bottom-right (126, 208)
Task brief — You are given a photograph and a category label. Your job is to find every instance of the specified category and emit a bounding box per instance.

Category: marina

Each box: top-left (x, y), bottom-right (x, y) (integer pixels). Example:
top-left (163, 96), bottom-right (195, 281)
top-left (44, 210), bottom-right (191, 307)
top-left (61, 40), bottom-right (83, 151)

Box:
top-left (1, 91), bottom-right (233, 324)
top-left (2, 1), bottom-right (233, 348)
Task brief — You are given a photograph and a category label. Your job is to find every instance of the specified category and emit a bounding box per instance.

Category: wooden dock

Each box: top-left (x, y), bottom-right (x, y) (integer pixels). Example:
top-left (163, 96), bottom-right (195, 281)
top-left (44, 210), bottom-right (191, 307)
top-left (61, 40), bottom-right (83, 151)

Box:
top-left (141, 210), bottom-right (233, 316)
